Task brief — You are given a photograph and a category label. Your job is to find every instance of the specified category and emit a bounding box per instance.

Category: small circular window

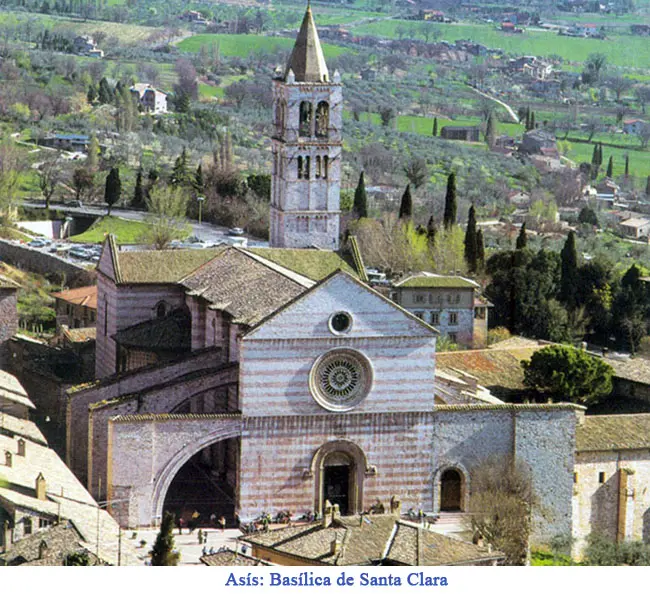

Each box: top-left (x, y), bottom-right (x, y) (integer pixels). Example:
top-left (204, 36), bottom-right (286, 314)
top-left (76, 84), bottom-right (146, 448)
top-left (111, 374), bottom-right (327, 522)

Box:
top-left (309, 348), bottom-right (372, 412)
top-left (329, 311), bottom-right (352, 334)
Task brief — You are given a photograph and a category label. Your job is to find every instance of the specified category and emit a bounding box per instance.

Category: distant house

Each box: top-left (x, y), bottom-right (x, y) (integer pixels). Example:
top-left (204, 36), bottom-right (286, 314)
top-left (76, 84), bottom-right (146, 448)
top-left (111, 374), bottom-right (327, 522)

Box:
top-left (566, 23), bottom-right (600, 37)
top-left (619, 217), bottom-right (650, 240)
top-left (519, 129), bottom-right (559, 157)
top-left (51, 285), bottom-right (97, 330)
top-left (38, 134), bottom-right (89, 153)
top-left (440, 125), bottom-right (481, 142)
top-left (623, 119), bottom-right (646, 135)
top-left (180, 10), bottom-right (210, 25)
top-left (72, 35), bottom-right (103, 58)
top-left (501, 21), bottom-right (523, 33)
top-left (630, 24), bottom-right (650, 36)
top-left (130, 84), bottom-right (168, 114)
top-left (421, 9), bottom-right (445, 21)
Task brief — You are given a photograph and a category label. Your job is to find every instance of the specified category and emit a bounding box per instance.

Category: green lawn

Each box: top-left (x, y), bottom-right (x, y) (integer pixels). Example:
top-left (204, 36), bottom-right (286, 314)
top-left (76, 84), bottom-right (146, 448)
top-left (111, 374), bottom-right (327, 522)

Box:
top-left (350, 20), bottom-right (650, 68)
top-left (566, 141), bottom-right (650, 178)
top-left (199, 82), bottom-right (221, 99)
top-left (69, 216), bottom-right (154, 244)
top-left (177, 33), bottom-right (349, 59)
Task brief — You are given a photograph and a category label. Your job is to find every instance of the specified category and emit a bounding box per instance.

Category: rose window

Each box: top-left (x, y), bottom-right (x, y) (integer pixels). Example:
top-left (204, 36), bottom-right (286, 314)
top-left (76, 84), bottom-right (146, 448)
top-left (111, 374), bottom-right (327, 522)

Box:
top-left (309, 349), bottom-right (372, 412)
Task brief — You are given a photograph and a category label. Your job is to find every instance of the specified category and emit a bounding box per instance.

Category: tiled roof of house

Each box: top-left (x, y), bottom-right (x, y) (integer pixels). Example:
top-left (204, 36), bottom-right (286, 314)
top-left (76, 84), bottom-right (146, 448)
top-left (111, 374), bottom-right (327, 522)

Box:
top-left (51, 285), bottom-right (97, 309)
top-left (0, 414), bottom-right (47, 445)
top-left (0, 369), bottom-right (35, 411)
top-left (114, 309), bottom-right (191, 352)
top-left (394, 272), bottom-right (478, 289)
top-left (242, 516), bottom-right (502, 566)
top-left (603, 356), bottom-right (650, 386)
top-left (577, 414), bottom-right (650, 452)
top-left (62, 326), bottom-right (97, 344)
top-left (0, 523), bottom-right (102, 566)
top-left (181, 249), bottom-right (308, 326)
top-left (200, 549), bottom-right (271, 566)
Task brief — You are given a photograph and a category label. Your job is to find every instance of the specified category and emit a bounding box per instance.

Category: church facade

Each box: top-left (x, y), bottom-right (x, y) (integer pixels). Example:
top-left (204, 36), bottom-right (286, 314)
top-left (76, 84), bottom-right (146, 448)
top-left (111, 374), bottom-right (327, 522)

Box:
top-left (65, 6), bottom-right (581, 553)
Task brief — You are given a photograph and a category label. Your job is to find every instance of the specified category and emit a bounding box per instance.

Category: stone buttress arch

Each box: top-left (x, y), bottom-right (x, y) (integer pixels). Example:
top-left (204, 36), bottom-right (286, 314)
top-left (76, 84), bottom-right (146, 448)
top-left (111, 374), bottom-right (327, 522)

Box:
top-left (150, 424), bottom-right (242, 525)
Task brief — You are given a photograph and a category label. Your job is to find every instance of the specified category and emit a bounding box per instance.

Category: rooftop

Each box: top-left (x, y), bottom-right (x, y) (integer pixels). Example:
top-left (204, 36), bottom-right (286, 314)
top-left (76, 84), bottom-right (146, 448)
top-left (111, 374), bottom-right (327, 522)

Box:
top-left (285, 5), bottom-right (329, 83)
top-left (51, 285), bottom-right (98, 309)
top-left (200, 548), bottom-right (271, 566)
top-left (242, 515), bottom-right (502, 566)
top-left (577, 414), bottom-right (650, 452)
top-left (395, 272), bottom-right (478, 289)
top-left (114, 309), bottom-right (191, 352)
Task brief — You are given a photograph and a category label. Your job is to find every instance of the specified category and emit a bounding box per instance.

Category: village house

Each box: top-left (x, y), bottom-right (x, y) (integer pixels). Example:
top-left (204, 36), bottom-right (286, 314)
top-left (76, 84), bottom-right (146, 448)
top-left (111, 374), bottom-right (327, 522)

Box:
top-left (38, 133), bottom-right (90, 153)
top-left (440, 126), bottom-right (481, 142)
top-left (72, 35), bottom-right (103, 58)
top-left (622, 119), bottom-right (647, 135)
top-left (51, 285), bottom-right (97, 330)
top-left (519, 129), bottom-right (559, 158)
top-left (130, 84), bottom-right (168, 114)
top-left (619, 217), bottom-right (650, 240)
top-left (391, 272), bottom-right (490, 349)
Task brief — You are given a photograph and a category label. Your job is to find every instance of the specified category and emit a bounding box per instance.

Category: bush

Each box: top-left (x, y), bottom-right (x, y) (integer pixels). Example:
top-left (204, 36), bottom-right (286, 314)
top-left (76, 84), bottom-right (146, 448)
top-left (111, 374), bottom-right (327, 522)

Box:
top-left (488, 326), bottom-right (511, 345)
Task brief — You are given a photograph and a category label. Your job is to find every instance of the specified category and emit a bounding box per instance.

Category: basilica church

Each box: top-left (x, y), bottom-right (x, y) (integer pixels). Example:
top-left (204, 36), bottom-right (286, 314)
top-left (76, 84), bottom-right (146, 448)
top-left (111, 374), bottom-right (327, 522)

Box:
top-left (65, 5), bottom-right (581, 552)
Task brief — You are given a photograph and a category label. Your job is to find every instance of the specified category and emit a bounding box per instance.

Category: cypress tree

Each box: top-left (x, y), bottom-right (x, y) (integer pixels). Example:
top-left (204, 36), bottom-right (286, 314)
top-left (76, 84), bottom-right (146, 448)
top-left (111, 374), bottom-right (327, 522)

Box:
top-left (104, 167), bottom-right (121, 216)
top-left (646, 175), bottom-right (650, 196)
top-left (516, 222), bottom-right (527, 250)
top-left (131, 167), bottom-right (145, 209)
top-left (624, 154), bottom-right (629, 177)
top-left (560, 230), bottom-right (579, 310)
top-left (427, 215), bottom-right (437, 244)
top-left (432, 117), bottom-right (438, 137)
top-left (443, 173), bottom-right (457, 230)
top-left (353, 171), bottom-right (368, 218)
top-left (150, 511), bottom-right (180, 566)
top-left (606, 155), bottom-right (613, 178)
top-left (597, 143), bottom-right (603, 167)
top-left (194, 163), bottom-right (204, 194)
top-left (398, 184), bottom-right (413, 219)
top-left (171, 147), bottom-right (190, 186)
top-left (87, 134), bottom-right (99, 171)
top-left (476, 228), bottom-right (485, 271)
top-left (98, 77), bottom-right (113, 104)
top-left (530, 111), bottom-right (536, 129)
top-left (485, 111), bottom-right (496, 148)
top-left (464, 204), bottom-right (478, 273)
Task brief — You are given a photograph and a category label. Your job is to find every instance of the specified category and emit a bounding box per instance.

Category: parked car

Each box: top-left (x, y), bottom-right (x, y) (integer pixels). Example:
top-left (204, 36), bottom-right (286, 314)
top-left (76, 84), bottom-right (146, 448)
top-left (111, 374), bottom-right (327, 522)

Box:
top-left (69, 246), bottom-right (91, 259)
top-left (28, 238), bottom-right (50, 248)
top-left (228, 227), bottom-right (244, 236)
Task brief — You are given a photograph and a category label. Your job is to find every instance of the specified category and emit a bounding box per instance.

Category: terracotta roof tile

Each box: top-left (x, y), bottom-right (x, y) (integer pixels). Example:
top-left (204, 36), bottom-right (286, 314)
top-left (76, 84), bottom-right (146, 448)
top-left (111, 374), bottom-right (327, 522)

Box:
top-left (51, 285), bottom-right (97, 309)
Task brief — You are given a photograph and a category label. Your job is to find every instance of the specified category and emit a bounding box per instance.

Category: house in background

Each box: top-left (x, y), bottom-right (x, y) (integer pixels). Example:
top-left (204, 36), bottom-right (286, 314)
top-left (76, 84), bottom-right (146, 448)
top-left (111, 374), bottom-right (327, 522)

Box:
top-left (622, 119), bottom-right (646, 135)
top-left (440, 126), bottom-right (481, 142)
top-left (392, 272), bottom-right (490, 348)
top-left (619, 217), bottom-right (650, 240)
top-left (38, 134), bottom-right (90, 153)
top-left (130, 84), bottom-right (168, 114)
top-left (51, 286), bottom-right (97, 330)
top-left (72, 35), bottom-right (103, 58)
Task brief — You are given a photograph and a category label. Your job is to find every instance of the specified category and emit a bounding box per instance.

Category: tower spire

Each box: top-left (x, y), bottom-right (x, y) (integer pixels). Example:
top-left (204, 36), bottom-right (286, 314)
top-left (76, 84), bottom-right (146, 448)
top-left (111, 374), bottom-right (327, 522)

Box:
top-left (285, 4), bottom-right (329, 83)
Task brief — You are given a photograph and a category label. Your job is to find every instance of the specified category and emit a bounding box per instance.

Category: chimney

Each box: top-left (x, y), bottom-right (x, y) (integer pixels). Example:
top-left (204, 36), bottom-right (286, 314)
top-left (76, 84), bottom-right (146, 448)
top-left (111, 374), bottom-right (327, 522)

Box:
top-left (322, 501), bottom-right (333, 528)
top-left (35, 473), bottom-right (46, 501)
top-left (5, 451), bottom-right (11, 468)
top-left (332, 503), bottom-right (341, 522)
top-left (330, 537), bottom-right (341, 556)
top-left (17, 438), bottom-right (25, 457)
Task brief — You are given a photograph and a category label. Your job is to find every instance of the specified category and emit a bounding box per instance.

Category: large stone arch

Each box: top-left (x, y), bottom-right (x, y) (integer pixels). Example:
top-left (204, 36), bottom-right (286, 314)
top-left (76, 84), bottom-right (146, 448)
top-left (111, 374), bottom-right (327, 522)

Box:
top-left (151, 422), bottom-right (243, 525)
top-left (309, 439), bottom-right (375, 515)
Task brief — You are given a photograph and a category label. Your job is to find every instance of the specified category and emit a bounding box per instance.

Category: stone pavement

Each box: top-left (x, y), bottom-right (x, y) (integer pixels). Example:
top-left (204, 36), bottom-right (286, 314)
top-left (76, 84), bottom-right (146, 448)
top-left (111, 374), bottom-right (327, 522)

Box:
top-left (121, 527), bottom-right (243, 566)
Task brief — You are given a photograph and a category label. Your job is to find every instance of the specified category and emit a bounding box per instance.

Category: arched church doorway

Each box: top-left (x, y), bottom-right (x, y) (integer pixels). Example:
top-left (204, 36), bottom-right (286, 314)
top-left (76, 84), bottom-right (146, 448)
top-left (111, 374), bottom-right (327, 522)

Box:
top-left (440, 469), bottom-right (462, 511)
top-left (162, 437), bottom-right (239, 528)
top-left (322, 451), bottom-right (353, 515)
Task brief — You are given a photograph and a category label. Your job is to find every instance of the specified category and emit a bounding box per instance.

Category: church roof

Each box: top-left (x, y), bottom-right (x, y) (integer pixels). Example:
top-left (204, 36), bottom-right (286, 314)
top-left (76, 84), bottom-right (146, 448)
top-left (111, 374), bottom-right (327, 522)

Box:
top-left (577, 414), bottom-right (650, 452)
top-left (181, 248), bottom-right (308, 326)
top-left (395, 273), bottom-right (479, 289)
top-left (113, 309), bottom-right (191, 352)
top-left (246, 247), bottom-right (357, 281)
top-left (200, 549), bottom-right (271, 566)
top-left (285, 4), bottom-right (329, 83)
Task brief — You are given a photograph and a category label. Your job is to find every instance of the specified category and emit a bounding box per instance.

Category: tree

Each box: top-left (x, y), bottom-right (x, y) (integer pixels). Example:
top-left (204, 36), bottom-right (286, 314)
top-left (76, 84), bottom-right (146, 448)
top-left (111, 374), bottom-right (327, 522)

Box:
top-left (97, 77), bottom-right (113, 104)
top-left (516, 223), bottom-right (527, 250)
top-left (38, 157), bottom-right (61, 213)
top-left (638, 123), bottom-right (650, 149)
top-left (464, 204), bottom-right (478, 273)
top-left (427, 215), bottom-right (436, 244)
top-left (72, 168), bottom-right (94, 202)
top-left (584, 53), bottom-right (607, 83)
top-left (174, 58), bottom-right (198, 101)
top-left (625, 154), bottom-right (630, 178)
top-left (403, 158), bottom-right (428, 189)
top-left (132, 167), bottom-right (145, 209)
top-left (144, 184), bottom-right (190, 249)
top-left (398, 184), bottom-right (412, 219)
top-left (64, 551), bottom-right (93, 566)
top-left (607, 75), bottom-right (633, 103)
top-left (432, 116), bottom-right (438, 137)
top-left (606, 156), bottom-right (613, 178)
top-left (646, 175), bottom-right (650, 197)
top-left (476, 229), bottom-right (485, 271)
top-left (87, 134), bottom-right (100, 171)
top-left (104, 167), bottom-right (121, 215)
top-left (353, 172), bottom-right (368, 219)
top-left (466, 456), bottom-right (535, 566)
top-left (485, 111), bottom-right (497, 148)
top-left (560, 231), bottom-right (579, 310)
top-left (443, 173), bottom-right (457, 230)
top-left (171, 147), bottom-right (191, 187)
top-left (522, 345), bottom-right (613, 405)
top-left (150, 511), bottom-right (180, 566)
top-left (578, 206), bottom-right (599, 227)
top-left (194, 164), bottom-right (205, 194)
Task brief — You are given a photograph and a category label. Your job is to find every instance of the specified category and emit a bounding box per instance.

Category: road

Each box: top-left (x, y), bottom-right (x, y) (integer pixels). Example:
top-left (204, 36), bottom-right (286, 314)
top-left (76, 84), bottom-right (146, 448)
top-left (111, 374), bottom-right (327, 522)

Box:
top-left (20, 200), bottom-right (268, 248)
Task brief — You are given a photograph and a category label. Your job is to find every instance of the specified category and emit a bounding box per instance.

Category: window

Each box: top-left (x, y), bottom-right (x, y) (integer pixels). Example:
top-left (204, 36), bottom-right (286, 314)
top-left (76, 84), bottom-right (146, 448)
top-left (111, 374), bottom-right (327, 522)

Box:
top-left (103, 300), bottom-right (108, 336)
top-left (430, 312), bottom-right (440, 325)
top-left (39, 518), bottom-right (51, 529)
top-left (415, 312), bottom-right (424, 320)
top-left (329, 312), bottom-right (352, 334)
top-left (599, 472), bottom-right (606, 484)
top-left (315, 101), bottom-right (329, 138)
top-left (304, 156), bottom-right (310, 179)
top-left (297, 156), bottom-right (304, 179)
top-left (315, 156), bottom-right (321, 179)
top-left (573, 472), bottom-right (578, 484)
top-left (299, 101), bottom-right (313, 137)
top-left (323, 156), bottom-right (328, 179)
top-left (475, 307), bottom-right (486, 320)
top-left (156, 302), bottom-right (167, 319)
top-left (448, 333), bottom-right (457, 343)
top-left (449, 312), bottom-right (458, 325)
top-left (414, 294), bottom-right (425, 304)
top-left (24, 517), bottom-right (33, 535)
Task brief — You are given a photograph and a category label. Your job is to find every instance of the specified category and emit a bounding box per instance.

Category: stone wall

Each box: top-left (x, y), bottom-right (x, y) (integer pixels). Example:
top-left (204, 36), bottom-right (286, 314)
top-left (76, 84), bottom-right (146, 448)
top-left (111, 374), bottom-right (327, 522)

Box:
top-left (0, 239), bottom-right (95, 287)
top-left (0, 288), bottom-right (18, 368)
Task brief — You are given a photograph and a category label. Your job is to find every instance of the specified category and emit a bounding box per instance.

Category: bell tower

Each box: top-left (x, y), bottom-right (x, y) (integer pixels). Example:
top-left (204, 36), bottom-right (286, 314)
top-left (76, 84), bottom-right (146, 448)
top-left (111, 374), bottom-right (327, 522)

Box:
top-left (269, 4), bottom-right (342, 250)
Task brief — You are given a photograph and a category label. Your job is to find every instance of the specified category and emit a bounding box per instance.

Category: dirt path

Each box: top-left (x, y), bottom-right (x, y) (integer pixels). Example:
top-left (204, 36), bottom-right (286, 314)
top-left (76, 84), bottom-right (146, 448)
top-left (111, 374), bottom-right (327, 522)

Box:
top-left (467, 84), bottom-right (520, 123)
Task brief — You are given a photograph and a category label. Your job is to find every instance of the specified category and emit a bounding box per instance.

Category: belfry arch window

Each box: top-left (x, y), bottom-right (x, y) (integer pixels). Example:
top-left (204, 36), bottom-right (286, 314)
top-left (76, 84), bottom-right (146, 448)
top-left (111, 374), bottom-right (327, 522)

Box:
top-left (315, 156), bottom-right (322, 179)
top-left (299, 101), bottom-right (313, 137)
top-left (323, 155), bottom-right (329, 179)
top-left (303, 156), bottom-right (310, 179)
top-left (297, 156), bottom-right (304, 179)
top-left (315, 102), bottom-right (329, 138)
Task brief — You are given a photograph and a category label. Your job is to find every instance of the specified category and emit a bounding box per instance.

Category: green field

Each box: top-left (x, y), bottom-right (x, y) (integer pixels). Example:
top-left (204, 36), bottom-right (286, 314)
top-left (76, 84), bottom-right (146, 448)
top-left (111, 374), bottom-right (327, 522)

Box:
top-left (350, 20), bottom-right (650, 68)
top-left (566, 141), bottom-right (650, 178)
top-left (69, 216), bottom-right (155, 244)
top-left (177, 33), bottom-right (349, 59)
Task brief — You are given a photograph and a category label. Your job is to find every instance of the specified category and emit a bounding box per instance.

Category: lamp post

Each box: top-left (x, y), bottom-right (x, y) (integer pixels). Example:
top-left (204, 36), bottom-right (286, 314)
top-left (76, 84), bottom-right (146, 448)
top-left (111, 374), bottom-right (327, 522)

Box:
top-left (197, 195), bottom-right (205, 226)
